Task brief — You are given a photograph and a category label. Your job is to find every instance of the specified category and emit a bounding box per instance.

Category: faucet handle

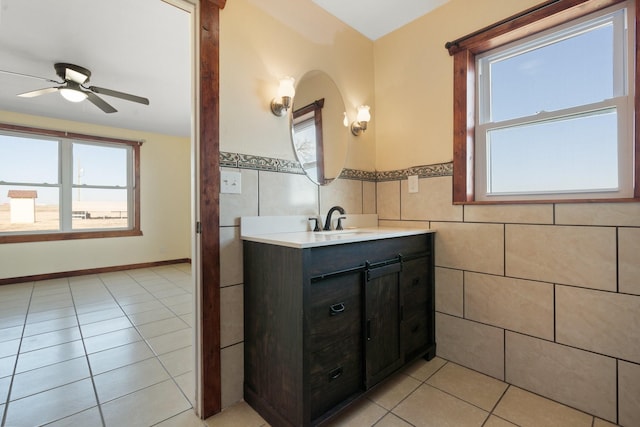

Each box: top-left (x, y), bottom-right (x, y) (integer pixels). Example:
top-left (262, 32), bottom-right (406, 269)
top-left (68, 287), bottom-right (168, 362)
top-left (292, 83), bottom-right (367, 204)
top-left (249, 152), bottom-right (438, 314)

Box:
top-left (308, 217), bottom-right (321, 232)
top-left (336, 216), bottom-right (346, 230)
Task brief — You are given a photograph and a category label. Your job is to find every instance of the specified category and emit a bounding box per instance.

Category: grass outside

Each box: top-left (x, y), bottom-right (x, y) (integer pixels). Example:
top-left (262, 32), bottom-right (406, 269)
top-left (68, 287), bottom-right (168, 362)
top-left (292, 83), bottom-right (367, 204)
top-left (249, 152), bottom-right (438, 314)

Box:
top-left (0, 204), bottom-right (128, 232)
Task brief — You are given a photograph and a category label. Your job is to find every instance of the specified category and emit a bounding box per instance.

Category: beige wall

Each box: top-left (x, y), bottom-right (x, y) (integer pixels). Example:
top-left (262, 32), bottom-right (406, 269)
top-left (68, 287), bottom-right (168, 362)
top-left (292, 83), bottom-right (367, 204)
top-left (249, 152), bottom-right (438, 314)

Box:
top-left (374, 1), bottom-right (640, 425)
top-left (0, 111), bottom-right (191, 280)
top-left (374, 0), bottom-right (540, 170)
top-left (220, 0), bottom-right (376, 172)
top-left (218, 0), bottom-right (377, 407)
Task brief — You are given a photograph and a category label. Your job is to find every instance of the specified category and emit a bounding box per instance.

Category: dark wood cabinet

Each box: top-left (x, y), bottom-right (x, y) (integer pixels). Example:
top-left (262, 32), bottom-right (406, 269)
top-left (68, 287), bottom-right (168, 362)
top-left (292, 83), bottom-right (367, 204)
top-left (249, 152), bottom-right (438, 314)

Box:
top-left (243, 233), bottom-right (435, 427)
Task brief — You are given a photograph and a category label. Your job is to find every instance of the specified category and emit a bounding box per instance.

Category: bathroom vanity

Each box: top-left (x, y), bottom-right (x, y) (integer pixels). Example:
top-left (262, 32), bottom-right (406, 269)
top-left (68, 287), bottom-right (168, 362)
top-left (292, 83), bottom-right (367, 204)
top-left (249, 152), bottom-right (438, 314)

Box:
top-left (241, 219), bottom-right (435, 427)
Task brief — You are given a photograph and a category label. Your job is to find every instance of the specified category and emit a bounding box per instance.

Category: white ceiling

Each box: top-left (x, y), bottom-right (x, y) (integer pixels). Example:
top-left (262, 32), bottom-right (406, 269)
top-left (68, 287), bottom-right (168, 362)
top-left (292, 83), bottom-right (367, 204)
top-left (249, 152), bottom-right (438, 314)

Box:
top-left (0, 0), bottom-right (191, 137)
top-left (312, 0), bottom-right (450, 40)
top-left (0, 0), bottom-right (444, 138)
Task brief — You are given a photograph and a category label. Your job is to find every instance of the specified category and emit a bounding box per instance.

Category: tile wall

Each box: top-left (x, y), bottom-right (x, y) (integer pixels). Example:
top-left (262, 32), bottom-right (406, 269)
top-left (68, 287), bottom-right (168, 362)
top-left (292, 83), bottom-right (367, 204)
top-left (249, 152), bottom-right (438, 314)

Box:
top-left (218, 152), bottom-right (640, 426)
top-left (218, 152), bottom-right (377, 407)
top-left (377, 173), bottom-right (640, 426)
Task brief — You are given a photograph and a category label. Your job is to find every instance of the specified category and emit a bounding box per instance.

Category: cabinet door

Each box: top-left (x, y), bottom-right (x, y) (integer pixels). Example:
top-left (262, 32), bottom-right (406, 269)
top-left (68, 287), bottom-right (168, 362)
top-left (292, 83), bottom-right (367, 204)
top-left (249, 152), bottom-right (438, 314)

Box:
top-left (365, 262), bottom-right (403, 388)
top-left (308, 271), bottom-right (363, 420)
top-left (401, 257), bottom-right (431, 360)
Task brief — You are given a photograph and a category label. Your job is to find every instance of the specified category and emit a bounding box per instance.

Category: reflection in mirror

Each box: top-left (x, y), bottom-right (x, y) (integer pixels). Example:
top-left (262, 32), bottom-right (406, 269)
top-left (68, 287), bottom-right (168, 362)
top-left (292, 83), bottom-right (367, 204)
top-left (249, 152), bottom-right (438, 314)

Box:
top-left (291, 71), bottom-right (347, 185)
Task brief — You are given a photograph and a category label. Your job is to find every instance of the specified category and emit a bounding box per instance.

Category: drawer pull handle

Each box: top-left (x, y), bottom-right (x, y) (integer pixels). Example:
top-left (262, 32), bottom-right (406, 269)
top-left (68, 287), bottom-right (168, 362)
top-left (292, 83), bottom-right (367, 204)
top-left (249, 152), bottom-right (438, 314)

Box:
top-left (329, 367), bottom-right (343, 381)
top-left (411, 324), bottom-right (420, 333)
top-left (329, 303), bottom-right (345, 316)
top-left (412, 278), bottom-right (420, 287)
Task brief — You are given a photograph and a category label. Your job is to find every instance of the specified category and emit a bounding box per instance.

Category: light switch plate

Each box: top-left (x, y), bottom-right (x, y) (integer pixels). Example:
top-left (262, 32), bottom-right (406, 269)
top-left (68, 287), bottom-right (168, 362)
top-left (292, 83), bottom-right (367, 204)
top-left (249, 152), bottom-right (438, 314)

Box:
top-left (221, 170), bottom-right (242, 194)
top-left (408, 175), bottom-right (419, 193)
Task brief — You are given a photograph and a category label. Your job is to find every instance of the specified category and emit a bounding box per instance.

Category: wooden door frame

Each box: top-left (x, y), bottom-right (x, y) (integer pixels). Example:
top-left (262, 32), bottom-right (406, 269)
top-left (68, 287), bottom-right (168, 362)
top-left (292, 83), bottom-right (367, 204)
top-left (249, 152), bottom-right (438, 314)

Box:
top-left (199, 0), bottom-right (226, 419)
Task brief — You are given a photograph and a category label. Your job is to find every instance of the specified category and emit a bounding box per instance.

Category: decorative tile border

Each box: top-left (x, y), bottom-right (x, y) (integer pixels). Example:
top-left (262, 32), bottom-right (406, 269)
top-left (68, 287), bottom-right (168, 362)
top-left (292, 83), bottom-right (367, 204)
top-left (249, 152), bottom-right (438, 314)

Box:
top-left (220, 151), bottom-right (453, 182)
top-left (376, 162), bottom-right (454, 182)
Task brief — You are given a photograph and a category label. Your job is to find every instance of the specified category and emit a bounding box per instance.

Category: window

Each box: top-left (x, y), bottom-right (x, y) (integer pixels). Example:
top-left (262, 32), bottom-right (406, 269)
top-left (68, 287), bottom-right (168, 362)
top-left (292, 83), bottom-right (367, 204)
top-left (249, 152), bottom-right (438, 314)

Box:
top-left (0, 124), bottom-right (141, 243)
top-left (446, 0), bottom-right (639, 203)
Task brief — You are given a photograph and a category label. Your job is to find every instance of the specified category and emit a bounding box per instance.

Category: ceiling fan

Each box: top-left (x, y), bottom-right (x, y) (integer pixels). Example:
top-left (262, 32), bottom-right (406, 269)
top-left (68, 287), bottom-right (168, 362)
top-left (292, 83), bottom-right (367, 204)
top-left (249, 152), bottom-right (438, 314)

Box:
top-left (0, 63), bottom-right (149, 114)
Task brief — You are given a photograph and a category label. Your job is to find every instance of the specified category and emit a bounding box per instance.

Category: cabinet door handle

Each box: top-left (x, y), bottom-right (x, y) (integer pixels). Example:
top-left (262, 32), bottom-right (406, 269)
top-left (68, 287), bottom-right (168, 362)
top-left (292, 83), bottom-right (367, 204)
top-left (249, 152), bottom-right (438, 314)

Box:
top-left (329, 366), bottom-right (343, 381)
top-left (329, 303), bottom-right (345, 316)
top-left (411, 324), bottom-right (420, 333)
top-left (366, 319), bottom-right (372, 340)
top-left (412, 277), bottom-right (421, 287)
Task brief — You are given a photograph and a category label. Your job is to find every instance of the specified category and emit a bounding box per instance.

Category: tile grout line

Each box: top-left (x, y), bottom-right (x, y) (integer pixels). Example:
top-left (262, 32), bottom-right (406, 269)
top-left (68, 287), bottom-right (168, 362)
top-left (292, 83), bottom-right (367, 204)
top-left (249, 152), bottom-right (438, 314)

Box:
top-left (68, 276), bottom-right (107, 427)
top-left (1, 281), bottom-right (35, 427)
top-left (116, 266), bottom-right (196, 409)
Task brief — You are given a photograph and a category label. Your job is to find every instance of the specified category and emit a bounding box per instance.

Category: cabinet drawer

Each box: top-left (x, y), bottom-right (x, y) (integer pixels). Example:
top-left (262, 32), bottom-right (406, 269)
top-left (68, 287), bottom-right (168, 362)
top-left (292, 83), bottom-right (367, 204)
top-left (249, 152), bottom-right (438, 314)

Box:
top-left (309, 272), bottom-right (362, 352)
top-left (309, 337), bottom-right (362, 420)
top-left (401, 257), bottom-right (429, 308)
top-left (403, 309), bottom-right (429, 358)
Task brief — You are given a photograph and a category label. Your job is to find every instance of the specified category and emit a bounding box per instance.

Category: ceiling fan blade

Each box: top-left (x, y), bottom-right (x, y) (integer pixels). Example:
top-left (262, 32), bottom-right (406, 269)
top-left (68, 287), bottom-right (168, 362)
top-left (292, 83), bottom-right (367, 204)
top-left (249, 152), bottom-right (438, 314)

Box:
top-left (17, 87), bottom-right (60, 98)
top-left (86, 92), bottom-right (117, 113)
top-left (87, 86), bottom-right (150, 105)
top-left (0, 69), bottom-right (61, 84)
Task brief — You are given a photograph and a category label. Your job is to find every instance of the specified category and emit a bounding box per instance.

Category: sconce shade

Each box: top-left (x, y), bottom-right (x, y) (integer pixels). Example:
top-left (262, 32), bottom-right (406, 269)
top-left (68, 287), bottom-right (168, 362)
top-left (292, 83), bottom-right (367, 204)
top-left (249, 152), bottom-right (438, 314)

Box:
top-left (277, 77), bottom-right (295, 98)
top-left (271, 76), bottom-right (296, 117)
top-left (356, 105), bottom-right (371, 122)
top-left (351, 105), bottom-right (371, 136)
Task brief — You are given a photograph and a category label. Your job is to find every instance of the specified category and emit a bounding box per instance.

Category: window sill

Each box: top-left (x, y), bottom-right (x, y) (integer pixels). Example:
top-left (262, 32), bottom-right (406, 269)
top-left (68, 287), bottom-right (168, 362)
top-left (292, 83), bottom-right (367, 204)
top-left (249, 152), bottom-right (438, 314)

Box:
top-left (0, 229), bottom-right (143, 244)
top-left (453, 197), bottom-right (640, 206)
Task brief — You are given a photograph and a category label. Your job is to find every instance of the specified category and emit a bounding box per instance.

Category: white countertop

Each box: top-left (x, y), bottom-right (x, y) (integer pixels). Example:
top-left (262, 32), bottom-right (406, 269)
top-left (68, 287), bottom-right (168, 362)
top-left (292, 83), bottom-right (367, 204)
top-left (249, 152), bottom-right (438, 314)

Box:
top-left (241, 226), bottom-right (435, 249)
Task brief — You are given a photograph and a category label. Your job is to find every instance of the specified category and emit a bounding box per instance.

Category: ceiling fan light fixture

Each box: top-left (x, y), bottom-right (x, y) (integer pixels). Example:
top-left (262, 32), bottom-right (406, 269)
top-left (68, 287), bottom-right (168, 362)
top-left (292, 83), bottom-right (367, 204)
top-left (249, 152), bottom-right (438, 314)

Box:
top-left (59, 87), bottom-right (88, 103)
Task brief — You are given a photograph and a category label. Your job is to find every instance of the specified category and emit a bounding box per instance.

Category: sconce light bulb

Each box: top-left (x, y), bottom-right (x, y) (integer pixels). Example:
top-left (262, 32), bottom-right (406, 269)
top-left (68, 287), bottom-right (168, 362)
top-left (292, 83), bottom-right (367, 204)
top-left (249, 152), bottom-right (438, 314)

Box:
top-left (343, 112), bottom-right (349, 127)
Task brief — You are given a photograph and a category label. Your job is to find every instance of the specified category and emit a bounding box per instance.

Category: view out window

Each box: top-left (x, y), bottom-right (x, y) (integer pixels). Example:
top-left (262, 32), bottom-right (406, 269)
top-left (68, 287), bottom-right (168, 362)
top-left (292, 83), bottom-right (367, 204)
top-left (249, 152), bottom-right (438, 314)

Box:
top-left (0, 125), bottom-right (141, 243)
top-left (446, 0), bottom-right (639, 203)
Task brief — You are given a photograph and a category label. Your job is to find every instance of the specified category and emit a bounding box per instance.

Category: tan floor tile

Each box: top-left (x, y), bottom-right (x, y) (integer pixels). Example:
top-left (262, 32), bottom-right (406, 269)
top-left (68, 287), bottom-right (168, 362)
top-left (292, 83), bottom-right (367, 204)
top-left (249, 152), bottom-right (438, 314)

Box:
top-left (147, 328), bottom-right (192, 355)
top-left (11, 357), bottom-right (90, 400)
top-left (393, 384), bottom-right (488, 427)
top-left (101, 379), bottom-right (191, 426)
top-left (94, 357), bottom-right (170, 403)
top-left (158, 346), bottom-right (194, 377)
top-left (403, 356), bottom-right (446, 382)
top-left (593, 419), bottom-right (619, 427)
top-left (4, 378), bottom-right (97, 426)
top-left (44, 406), bottom-right (103, 426)
top-left (154, 409), bottom-right (206, 426)
top-left (136, 316), bottom-right (190, 340)
top-left (374, 413), bottom-right (413, 427)
top-left (368, 373), bottom-right (421, 410)
top-left (483, 415), bottom-right (518, 427)
top-left (88, 340), bottom-right (155, 375)
top-left (325, 398), bottom-right (387, 426)
top-left (174, 371), bottom-right (196, 406)
top-left (493, 387), bottom-right (593, 427)
top-left (205, 401), bottom-right (268, 427)
top-left (427, 362), bottom-right (507, 411)
top-left (0, 355), bottom-right (16, 378)
top-left (20, 327), bottom-right (81, 353)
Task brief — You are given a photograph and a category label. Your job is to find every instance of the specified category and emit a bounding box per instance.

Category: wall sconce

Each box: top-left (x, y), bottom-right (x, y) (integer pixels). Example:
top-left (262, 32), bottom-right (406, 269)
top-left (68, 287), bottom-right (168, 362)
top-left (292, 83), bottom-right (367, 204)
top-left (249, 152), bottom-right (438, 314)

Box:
top-left (270, 76), bottom-right (296, 117)
top-left (351, 105), bottom-right (371, 136)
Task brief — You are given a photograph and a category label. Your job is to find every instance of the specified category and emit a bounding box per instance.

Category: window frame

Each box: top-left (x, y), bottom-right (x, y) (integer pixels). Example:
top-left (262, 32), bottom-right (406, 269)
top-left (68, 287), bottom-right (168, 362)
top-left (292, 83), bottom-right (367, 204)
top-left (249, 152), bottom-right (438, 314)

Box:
top-left (446, 0), bottom-right (640, 204)
top-left (0, 123), bottom-right (142, 243)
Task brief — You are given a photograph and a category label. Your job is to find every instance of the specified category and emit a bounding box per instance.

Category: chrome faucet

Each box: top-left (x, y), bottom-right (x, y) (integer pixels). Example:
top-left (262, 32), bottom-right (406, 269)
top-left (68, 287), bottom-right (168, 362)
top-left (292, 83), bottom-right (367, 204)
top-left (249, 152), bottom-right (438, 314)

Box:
top-left (323, 205), bottom-right (345, 231)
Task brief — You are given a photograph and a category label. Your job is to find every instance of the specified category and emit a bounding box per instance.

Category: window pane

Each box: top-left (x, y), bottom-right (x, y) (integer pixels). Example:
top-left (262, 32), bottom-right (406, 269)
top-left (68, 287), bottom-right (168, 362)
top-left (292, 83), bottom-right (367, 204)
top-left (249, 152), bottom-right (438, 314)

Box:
top-left (490, 22), bottom-right (614, 122)
top-left (73, 143), bottom-right (128, 186)
top-left (72, 188), bottom-right (128, 230)
top-left (0, 135), bottom-right (58, 184)
top-left (487, 110), bottom-right (618, 194)
top-left (0, 185), bottom-right (59, 232)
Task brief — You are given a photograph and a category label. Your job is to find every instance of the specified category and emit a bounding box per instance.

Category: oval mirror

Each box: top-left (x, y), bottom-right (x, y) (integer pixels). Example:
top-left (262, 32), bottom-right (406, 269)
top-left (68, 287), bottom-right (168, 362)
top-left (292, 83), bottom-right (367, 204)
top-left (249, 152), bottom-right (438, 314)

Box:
top-left (291, 70), bottom-right (348, 185)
